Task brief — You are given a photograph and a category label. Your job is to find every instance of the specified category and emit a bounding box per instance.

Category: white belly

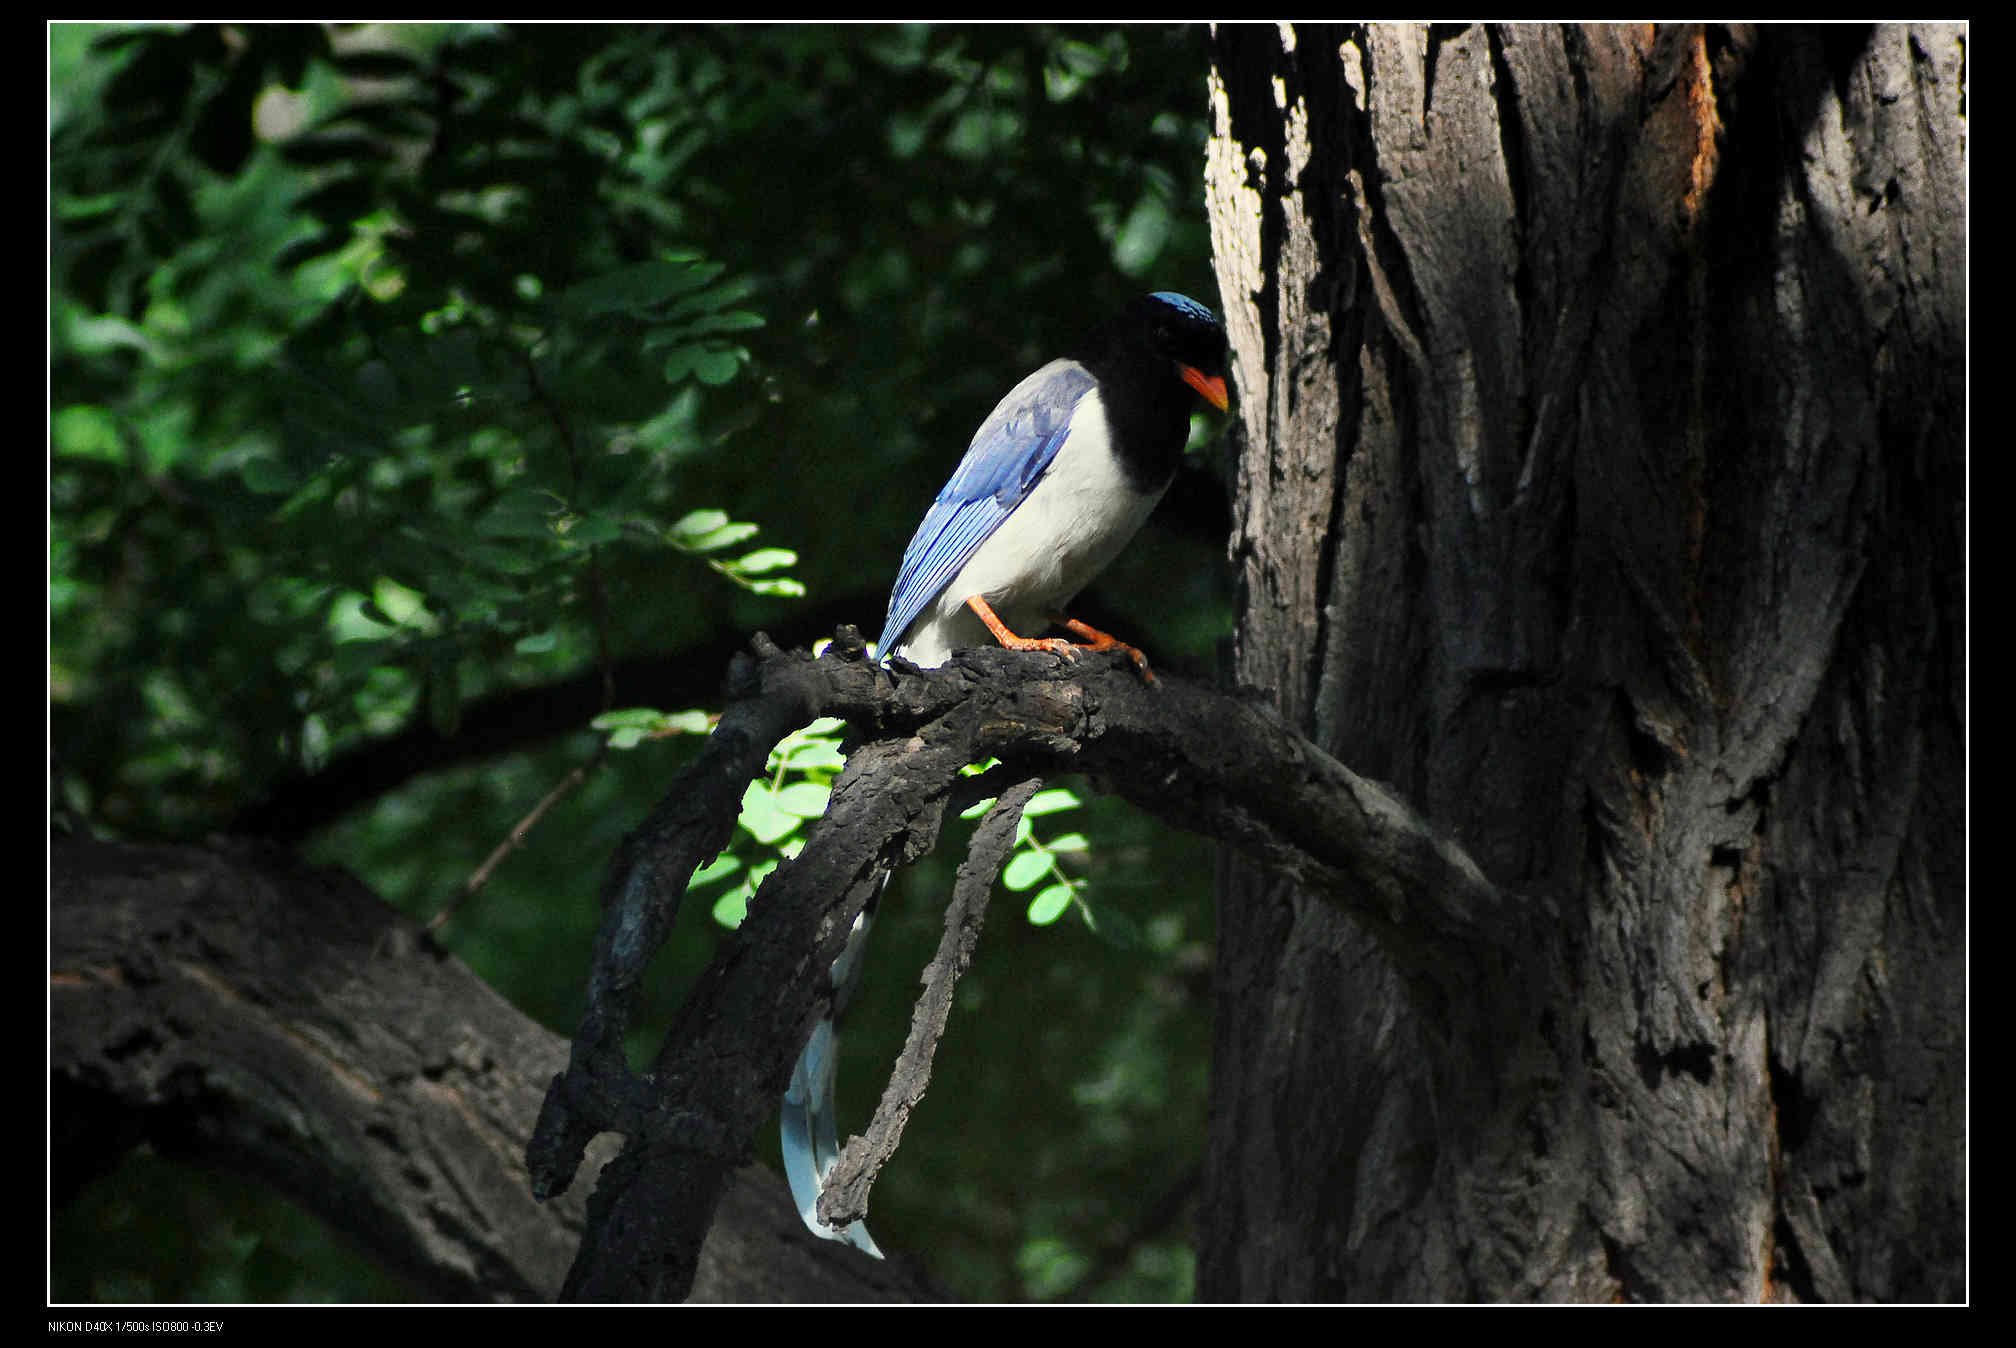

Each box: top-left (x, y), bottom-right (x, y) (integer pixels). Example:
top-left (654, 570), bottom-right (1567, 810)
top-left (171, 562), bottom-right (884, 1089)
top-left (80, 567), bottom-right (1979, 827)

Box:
top-left (896, 399), bottom-right (1164, 667)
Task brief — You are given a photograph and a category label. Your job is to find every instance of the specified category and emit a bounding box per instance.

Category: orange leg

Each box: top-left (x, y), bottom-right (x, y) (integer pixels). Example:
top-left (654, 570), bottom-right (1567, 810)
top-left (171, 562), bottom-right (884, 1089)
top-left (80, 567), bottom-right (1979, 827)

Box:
top-left (964, 597), bottom-right (1156, 682)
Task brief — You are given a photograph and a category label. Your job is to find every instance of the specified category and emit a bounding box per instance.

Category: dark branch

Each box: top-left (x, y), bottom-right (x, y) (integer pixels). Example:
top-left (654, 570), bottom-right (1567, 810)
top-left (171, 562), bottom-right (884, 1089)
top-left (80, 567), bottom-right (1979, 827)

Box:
top-left (531, 629), bottom-right (1520, 1301)
top-left (226, 594), bottom-right (884, 843)
top-left (50, 835), bottom-right (940, 1303)
top-left (223, 551), bottom-right (1229, 848)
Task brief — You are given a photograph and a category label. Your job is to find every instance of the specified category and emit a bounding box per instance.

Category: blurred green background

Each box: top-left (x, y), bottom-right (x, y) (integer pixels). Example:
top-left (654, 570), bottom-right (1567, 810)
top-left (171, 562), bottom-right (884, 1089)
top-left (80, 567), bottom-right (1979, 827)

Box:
top-left (50, 22), bottom-right (1228, 1303)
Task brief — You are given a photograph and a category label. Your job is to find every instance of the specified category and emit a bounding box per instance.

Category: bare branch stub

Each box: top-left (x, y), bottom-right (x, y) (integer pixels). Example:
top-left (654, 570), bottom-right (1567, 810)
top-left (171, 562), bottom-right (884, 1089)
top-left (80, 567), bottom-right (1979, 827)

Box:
top-left (818, 775), bottom-right (1045, 1230)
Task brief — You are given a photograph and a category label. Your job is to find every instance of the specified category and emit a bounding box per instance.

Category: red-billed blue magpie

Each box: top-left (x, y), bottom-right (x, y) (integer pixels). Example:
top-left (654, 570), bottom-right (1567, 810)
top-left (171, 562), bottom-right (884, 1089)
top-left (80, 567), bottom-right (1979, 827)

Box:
top-left (781, 292), bottom-right (1228, 1256)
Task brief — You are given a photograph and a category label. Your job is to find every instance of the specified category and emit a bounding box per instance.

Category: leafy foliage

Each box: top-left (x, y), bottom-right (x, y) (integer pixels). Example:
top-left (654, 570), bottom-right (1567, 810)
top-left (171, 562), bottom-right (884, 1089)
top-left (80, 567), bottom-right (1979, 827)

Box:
top-left (704, 715), bottom-right (849, 927)
top-left (53, 24), bottom-right (789, 839)
top-left (962, 782), bottom-right (1121, 938)
top-left (52, 21), bottom-right (1222, 1303)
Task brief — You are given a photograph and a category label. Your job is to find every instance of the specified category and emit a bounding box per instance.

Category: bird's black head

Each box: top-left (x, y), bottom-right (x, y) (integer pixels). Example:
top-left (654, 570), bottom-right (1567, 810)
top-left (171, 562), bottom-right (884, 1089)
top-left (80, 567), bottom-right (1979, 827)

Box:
top-left (1070, 290), bottom-right (1230, 491)
top-left (1079, 290), bottom-right (1230, 413)
top-left (1143, 288), bottom-right (1228, 375)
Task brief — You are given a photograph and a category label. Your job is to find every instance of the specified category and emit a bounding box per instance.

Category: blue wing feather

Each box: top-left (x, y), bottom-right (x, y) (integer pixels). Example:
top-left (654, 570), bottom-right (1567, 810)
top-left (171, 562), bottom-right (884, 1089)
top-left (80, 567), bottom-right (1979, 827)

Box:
top-left (878, 361), bottom-right (1097, 655)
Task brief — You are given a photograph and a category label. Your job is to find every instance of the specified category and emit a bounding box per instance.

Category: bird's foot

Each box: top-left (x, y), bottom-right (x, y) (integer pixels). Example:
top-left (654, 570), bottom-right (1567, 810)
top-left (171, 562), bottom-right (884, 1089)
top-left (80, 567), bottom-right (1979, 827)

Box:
top-left (1062, 619), bottom-right (1156, 682)
top-left (965, 597), bottom-right (1156, 682)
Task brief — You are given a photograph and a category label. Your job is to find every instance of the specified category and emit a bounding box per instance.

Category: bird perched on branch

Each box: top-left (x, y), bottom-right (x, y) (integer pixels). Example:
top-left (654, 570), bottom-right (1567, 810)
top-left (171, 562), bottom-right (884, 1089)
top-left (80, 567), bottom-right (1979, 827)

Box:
top-left (781, 291), bottom-right (1229, 1256)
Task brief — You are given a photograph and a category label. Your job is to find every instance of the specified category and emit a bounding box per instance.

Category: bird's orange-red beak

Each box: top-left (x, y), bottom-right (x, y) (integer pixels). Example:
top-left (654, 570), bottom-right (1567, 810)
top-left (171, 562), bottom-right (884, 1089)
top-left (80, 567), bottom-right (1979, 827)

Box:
top-left (1179, 364), bottom-right (1230, 412)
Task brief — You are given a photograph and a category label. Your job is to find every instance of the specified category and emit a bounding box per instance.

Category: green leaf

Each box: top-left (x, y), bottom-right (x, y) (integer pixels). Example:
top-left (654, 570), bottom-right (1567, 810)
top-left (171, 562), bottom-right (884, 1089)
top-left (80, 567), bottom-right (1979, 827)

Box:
top-left (681, 522), bottom-right (760, 553)
top-left (371, 577), bottom-right (429, 627)
top-left (642, 310), bottom-right (767, 346)
top-left (688, 854), bottom-right (743, 888)
top-left (696, 348), bottom-right (745, 385)
top-left (593, 708), bottom-right (668, 730)
top-left (738, 782), bottom-right (800, 845)
top-left (1046, 832), bottom-right (1090, 852)
top-left (663, 343), bottom-right (746, 386)
top-left (1023, 788), bottom-right (1083, 817)
top-left (667, 508), bottom-right (729, 541)
top-left (1003, 850), bottom-right (1052, 892)
top-left (684, 309), bottom-right (767, 334)
top-left (53, 406), bottom-right (125, 462)
top-left (59, 313), bottom-right (155, 359)
top-left (1057, 38), bottom-right (1112, 76)
top-left (557, 258), bottom-right (722, 319)
top-left (778, 737), bottom-right (846, 772)
top-left (731, 547), bottom-right (797, 574)
top-left (712, 886), bottom-right (749, 929)
top-left (1027, 883), bottom-right (1075, 925)
top-left (565, 513), bottom-right (623, 545)
top-left (667, 514), bottom-right (763, 555)
top-left (747, 577), bottom-right (807, 598)
top-left (1114, 193), bottom-right (1173, 277)
top-left (774, 781), bottom-right (831, 819)
top-left (663, 274), bottom-right (758, 317)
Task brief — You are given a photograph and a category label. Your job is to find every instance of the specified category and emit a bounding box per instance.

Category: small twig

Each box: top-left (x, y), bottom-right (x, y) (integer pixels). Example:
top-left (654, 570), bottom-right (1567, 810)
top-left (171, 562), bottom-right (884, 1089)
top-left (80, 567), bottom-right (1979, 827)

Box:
top-left (818, 776), bottom-right (1044, 1230)
top-left (428, 742), bottom-right (607, 935)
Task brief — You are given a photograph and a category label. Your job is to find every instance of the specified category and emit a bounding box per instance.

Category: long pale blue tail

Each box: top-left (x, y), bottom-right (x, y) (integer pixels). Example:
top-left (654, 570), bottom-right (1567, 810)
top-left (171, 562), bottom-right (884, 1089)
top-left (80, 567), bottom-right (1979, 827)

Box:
top-left (780, 888), bottom-right (884, 1257)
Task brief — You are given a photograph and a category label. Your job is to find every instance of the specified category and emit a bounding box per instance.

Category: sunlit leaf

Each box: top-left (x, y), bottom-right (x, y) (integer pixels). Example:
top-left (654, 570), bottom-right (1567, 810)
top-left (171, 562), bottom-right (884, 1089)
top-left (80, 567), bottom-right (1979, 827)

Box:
top-left (738, 781), bottom-right (800, 845)
top-left (1027, 883), bottom-right (1075, 925)
top-left (688, 854), bottom-right (743, 887)
top-left (1003, 850), bottom-right (1052, 892)
top-left (1023, 788), bottom-right (1083, 817)
top-left (593, 707), bottom-right (678, 729)
top-left (712, 886), bottom-right (749, 928)
top-left (732, 547), bottom-right (797, 574)
top-left (667, 508), bottom-right (729, 541)
top-left (774, 781), bottom-right (832, 819)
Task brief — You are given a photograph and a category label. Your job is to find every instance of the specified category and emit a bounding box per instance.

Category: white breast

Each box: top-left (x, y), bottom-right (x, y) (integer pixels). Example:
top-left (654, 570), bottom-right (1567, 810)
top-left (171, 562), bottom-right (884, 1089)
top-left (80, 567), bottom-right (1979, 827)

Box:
top-left (896, 395), bottom-right (1164, 668)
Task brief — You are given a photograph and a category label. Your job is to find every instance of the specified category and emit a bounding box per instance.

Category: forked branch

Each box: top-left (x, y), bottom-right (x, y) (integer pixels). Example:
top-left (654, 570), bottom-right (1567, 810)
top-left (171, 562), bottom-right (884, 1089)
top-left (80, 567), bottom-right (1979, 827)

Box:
top-left (529, 627), bottom-right (1517, 1301)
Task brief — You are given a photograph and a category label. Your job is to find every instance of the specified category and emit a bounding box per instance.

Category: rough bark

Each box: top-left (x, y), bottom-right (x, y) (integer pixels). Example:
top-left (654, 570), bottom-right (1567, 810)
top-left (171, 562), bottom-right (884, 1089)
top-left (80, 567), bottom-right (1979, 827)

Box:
top-left (1201, 21), bottom-right (1963, 1301)
top-left (527, 627), bottom-right (1520, 1301)
top-left (49, 835), bottom-right (941, 1303)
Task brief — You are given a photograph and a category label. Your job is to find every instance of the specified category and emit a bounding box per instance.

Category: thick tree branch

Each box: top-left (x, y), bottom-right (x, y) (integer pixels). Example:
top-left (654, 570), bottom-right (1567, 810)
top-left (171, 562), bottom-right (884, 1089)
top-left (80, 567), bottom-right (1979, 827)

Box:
top-left (533, 627), bottom-right (1519, 1301)
top-left (223, 595), bottom-right (881, 843)
top-left (221, 490), bottom-right (1231, 850)
top-left (49, 835), bottom-right (941, 1303)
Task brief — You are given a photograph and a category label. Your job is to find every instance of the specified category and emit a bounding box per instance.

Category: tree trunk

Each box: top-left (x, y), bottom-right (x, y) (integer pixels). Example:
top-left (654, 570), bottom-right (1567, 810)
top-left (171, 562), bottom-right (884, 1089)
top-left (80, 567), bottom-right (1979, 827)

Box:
top-left (1200, 22), bottom-right (1964, 1301)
